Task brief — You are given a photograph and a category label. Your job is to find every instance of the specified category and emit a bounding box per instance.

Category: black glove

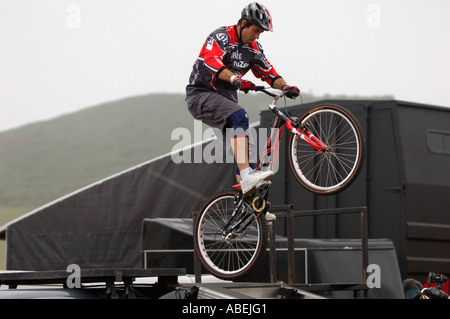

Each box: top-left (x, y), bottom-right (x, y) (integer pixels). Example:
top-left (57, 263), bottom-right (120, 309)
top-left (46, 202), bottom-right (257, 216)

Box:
top-left (232, 78), bottom-right (256, 93)
top-left (422, 287), bottom-right (449, 299)
top-left (283, 85), bottom-right (300, 99)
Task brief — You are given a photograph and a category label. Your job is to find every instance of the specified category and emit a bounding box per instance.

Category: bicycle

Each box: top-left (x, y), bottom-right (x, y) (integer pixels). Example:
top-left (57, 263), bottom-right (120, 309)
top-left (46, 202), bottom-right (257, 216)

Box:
top-left (193, 87), bottom-right (366, 280)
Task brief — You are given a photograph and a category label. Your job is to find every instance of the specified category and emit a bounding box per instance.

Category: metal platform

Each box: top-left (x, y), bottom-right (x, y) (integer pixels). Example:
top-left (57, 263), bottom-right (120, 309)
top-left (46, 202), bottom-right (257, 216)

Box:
top-left (181, 281), bottom-right (367, 299)
top-left (0, 268), bottom-right (186, 299)
top-left (185, 282), bottom-right (327, 299)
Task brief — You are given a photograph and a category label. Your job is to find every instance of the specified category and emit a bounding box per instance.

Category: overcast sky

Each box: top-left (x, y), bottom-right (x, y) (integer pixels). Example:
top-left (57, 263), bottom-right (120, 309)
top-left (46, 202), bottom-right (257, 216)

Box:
top-left (1, 0), bottom-right (449, 132)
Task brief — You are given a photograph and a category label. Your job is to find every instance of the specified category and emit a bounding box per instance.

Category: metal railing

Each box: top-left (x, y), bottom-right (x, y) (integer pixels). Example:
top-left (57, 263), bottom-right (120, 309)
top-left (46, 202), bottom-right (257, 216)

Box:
top-left (193, 205), bottom-right (369, 290)
top-left (266, 205), bottom-right (369, 286)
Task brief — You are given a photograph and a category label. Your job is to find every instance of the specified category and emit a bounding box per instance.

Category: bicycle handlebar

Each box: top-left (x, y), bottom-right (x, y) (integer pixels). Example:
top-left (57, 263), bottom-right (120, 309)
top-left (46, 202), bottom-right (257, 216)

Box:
top-left (252, 86), bottom-right (293, 122)
top-left (253, 86), bottom-right (283, 98)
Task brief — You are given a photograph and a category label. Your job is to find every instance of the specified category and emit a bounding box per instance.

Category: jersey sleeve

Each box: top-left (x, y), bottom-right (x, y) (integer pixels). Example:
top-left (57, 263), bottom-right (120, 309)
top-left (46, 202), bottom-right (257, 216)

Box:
top-left (201, 32), bottom-right (230, 78)
top-left (250, 42), bottom-right (281, 86)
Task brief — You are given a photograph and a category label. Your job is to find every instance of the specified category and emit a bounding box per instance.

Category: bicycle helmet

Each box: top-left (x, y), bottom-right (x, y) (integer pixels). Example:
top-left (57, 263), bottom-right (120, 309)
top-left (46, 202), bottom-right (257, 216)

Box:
top-left (241, 2), bottom-right (273, 32)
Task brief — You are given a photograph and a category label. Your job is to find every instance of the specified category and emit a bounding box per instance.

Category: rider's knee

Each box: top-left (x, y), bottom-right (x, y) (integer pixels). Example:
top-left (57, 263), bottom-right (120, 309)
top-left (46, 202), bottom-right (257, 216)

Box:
top-left (227, 109), bottom-right (249, 136)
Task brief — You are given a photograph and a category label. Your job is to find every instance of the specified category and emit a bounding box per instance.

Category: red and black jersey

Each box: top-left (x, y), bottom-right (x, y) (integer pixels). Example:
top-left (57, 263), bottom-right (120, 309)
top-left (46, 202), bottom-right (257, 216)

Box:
top-left (186, 25), bottom-right (281, 102)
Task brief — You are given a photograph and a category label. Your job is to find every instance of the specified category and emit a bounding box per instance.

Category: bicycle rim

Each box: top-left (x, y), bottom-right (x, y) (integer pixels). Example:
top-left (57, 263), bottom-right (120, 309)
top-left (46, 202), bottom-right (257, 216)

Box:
top-left (194, 190), bottom-right (266, 280)
top-left (289, 105), bottom-right (365, 194)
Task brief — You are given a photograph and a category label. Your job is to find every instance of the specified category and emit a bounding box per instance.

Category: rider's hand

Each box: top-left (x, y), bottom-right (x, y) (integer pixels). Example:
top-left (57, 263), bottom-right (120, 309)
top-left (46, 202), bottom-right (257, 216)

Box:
top-left (232, 77), bottom-right (256, 93)
top-left (283, 85), bottom-right (300, 99)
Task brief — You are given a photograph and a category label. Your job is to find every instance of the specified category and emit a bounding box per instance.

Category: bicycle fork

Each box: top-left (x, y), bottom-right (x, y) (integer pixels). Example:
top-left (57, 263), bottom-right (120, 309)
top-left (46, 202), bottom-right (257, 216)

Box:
top-left (286, 120), bottom-right (329, 153)
top-left (222, 186), bottom-right (271, 242)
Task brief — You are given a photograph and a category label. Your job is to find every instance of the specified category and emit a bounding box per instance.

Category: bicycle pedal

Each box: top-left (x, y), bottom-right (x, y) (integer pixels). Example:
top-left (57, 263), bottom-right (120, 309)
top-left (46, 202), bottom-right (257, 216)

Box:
top-left (255, 180), bottom-right (271, 189)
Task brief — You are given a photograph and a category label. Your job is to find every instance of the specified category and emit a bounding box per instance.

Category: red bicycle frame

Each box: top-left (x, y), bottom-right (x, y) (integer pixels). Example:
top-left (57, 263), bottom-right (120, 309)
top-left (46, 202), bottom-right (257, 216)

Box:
top-left (255, 91), bottom-right (328, 173)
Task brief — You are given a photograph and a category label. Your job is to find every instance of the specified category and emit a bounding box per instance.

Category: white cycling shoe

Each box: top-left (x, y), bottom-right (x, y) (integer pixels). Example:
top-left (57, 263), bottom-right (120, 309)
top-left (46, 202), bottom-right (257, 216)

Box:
top-left (265, 212), bottom-right (276, 222)
top-left (240, 170), bottom-right (274, 196)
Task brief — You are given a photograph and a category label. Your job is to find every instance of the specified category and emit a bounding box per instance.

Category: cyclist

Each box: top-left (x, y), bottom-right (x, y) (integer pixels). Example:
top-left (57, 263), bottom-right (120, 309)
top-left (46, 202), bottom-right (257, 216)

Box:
top-left (186, 2), bottom-right (300, 198)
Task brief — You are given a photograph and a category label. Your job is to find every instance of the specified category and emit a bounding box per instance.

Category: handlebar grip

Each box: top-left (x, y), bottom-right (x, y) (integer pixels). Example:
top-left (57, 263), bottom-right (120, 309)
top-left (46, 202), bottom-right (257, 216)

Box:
top-left (252, 86), bottom-right (282, 98)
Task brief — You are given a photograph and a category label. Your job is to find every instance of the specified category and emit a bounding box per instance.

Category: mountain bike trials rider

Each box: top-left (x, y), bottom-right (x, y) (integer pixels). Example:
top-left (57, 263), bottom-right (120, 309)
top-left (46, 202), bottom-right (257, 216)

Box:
top-left (186, 2), bottom-right (300, 206)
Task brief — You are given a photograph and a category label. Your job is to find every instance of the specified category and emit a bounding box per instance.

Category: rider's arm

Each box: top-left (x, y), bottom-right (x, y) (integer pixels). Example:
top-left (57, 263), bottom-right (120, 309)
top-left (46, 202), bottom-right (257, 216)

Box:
top-left (203, 54), bottom-right (226, 79)
top-left (272, 77), bottom-right (287, 90)
top-left (250, 42), bottom-right (282, 87)
top-left (218, 68), bottom-right (237, 83)
top-left (201, 28), bottom-right (233, 81)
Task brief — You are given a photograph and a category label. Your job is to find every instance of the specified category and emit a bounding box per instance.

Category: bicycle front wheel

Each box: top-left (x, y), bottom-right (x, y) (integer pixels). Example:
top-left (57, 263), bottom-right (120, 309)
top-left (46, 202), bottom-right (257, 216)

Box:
top-left (288, 104), bottom-right (366, 195)
top-left (193, 189), bottom-right (267, 281)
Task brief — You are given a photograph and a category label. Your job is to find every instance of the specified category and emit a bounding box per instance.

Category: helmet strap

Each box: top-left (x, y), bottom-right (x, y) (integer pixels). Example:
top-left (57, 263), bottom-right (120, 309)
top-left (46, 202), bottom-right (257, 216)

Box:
top-left (237, 19), bottom-right (250, 45)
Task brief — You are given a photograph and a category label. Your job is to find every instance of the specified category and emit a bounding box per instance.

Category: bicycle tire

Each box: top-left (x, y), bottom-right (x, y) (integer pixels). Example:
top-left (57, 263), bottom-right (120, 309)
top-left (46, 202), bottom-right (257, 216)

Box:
top-left (194, 188), bottom-right (267, 281)
top-left (288, 104), bottom-right (366, 195)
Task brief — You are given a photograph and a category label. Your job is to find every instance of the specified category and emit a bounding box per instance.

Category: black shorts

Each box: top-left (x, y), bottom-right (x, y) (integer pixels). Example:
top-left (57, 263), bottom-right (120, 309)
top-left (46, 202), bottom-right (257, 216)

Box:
top-left (186, 91), bottom-right (243, 131)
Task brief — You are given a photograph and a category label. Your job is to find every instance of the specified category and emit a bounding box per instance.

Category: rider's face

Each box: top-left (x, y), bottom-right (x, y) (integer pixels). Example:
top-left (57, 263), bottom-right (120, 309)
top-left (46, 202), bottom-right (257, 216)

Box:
top-left (240, 21), bottom-right (264, 44)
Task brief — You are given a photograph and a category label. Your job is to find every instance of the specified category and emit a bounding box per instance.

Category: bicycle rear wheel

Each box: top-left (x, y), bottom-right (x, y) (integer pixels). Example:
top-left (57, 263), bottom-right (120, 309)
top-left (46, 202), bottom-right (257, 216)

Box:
top-left (288, 104), bottom-right (366, 195)
top-left (193, 189), bottom-right (267, 281)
